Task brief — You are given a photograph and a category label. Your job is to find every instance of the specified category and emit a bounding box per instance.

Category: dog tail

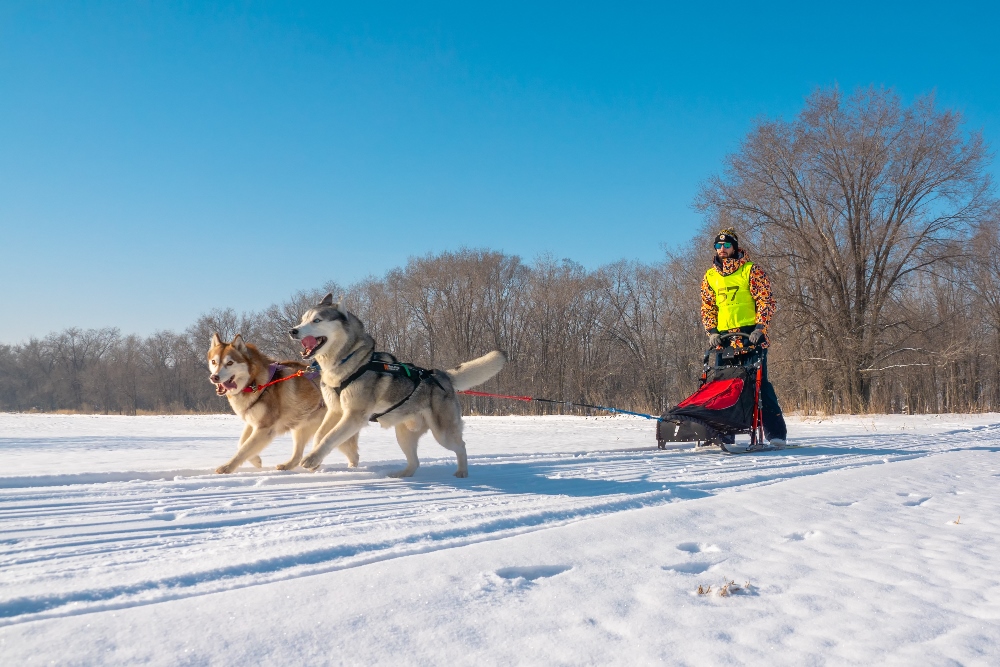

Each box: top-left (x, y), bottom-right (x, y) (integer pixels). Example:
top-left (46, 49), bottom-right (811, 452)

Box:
top-left (445, 351), bottom-right (507, 391)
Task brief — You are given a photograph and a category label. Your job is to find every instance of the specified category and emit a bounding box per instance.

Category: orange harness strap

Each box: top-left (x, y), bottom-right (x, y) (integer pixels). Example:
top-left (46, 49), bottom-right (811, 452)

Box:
top-left (242, 369), bottom-right (307, 394)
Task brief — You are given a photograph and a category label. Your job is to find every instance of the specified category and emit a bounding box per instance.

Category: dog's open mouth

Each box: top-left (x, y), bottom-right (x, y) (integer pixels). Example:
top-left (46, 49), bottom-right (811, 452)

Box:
top-left (300, 335), bottom-right (327, 359)
top-left (215, 379), bottom-right (238, 395)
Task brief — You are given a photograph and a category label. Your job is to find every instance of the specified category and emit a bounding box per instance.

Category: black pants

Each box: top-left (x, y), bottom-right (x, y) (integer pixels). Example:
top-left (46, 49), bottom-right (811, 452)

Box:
top-left (758, 349), bottom-right (787, 440)
top-left (723, 327), bottom-right (787, 440)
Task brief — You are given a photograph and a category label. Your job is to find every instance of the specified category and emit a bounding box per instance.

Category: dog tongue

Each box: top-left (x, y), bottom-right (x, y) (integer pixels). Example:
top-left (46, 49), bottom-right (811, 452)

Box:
top-left (302, 336), bottom-right (318, 349)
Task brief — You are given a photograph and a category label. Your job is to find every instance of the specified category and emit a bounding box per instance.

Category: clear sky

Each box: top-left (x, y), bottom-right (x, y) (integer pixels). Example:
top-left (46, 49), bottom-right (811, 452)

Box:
top-left (1, 1), bottom-right (997, 343)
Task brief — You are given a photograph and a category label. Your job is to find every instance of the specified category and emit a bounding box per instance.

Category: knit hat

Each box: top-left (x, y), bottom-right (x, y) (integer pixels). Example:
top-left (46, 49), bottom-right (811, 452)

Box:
top-left (713, 228), bottom-right (739, 249)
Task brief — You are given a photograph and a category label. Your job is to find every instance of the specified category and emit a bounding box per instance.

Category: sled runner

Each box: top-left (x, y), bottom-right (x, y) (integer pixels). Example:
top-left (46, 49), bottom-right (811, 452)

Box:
top-left (656, 333), bottom-right (773, 453)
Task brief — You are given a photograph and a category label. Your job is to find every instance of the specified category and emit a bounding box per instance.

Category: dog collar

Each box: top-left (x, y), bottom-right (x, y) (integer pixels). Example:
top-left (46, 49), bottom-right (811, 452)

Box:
top-left (339, 347), bottom-right (363, 366)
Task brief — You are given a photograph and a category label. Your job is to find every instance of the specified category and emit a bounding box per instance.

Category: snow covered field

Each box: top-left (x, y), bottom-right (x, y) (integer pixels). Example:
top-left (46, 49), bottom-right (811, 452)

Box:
top-left (1, 412), bottom-right (999, 666)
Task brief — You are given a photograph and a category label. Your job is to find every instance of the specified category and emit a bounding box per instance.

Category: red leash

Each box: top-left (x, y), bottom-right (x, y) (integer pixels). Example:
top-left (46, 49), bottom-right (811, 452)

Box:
top-left (457, 389), bottom-right (534, 402)
top-left (242, 369), bottom-right (308, 394)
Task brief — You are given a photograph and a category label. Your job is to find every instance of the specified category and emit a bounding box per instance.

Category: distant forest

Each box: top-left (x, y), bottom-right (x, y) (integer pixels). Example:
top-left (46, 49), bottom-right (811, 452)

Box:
top-left (3, 87), bottom-right (998, 416)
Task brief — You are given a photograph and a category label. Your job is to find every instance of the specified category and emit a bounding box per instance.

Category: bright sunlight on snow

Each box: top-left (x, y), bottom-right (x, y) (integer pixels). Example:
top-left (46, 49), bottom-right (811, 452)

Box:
top-left (1, 413), bottom-right (999, 665)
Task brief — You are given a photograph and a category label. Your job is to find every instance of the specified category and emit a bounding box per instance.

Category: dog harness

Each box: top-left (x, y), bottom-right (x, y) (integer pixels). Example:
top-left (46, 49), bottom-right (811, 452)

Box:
top-left (330, 355), bottom-right (442, 422)
top-left (238, 361), bottom-right (325, 411)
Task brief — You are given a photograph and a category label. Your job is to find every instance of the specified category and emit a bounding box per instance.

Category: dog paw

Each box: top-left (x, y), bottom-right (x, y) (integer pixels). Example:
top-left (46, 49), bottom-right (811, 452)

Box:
top-left (454, 470), bottom-right (468, 478)
top-left (215, 464), bottom-right (235, 474)
top-left (275, 461), bottom-right (298, 471)
top-left (388, 469), bottom-right (416, 478)
top-left (250, 456), bottom-right (262, 468)
top-left (300, 456), bottom-right (323, 471)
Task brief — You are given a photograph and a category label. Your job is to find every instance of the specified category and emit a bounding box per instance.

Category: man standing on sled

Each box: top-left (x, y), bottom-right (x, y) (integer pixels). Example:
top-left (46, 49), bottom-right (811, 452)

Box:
top-left (701, 228), bottom-right (787, 446)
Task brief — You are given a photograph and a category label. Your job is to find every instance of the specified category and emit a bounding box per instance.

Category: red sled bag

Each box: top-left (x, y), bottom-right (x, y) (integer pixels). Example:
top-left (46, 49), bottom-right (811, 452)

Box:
top-left (656, 334), bottom-right (764, 450)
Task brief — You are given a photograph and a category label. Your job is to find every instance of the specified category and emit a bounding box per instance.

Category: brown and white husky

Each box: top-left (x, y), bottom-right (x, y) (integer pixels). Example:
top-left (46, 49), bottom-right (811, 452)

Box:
top-left (207, 333), bottom-right (352, 474)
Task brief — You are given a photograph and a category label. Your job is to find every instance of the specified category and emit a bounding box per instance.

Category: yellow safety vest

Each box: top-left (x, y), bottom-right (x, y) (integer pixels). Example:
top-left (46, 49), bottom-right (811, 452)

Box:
top-left (705, 261), bottom-right (757, 330)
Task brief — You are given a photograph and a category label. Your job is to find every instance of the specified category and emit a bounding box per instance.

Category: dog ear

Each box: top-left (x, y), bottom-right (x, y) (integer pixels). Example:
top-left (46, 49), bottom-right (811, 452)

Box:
top-left (210, 332), bottom-right (223, 348)
top-left (336, 295), bottom-right (346, 315)
top-left (232, 334), bottom-right (248, 353)
top-left (318, 292), bottom-right (334, 307)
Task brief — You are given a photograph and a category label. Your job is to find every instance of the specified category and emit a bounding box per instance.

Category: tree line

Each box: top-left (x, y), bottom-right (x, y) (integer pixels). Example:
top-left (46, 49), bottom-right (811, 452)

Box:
top-left (2, 86), bottom-right (997, 415)
top-left (0, 251), bottom-right (707, 416)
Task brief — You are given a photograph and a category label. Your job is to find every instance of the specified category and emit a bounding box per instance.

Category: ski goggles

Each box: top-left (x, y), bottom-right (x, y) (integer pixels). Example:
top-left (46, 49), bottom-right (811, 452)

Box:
top-left (714, 242), bottom-right (733, 249)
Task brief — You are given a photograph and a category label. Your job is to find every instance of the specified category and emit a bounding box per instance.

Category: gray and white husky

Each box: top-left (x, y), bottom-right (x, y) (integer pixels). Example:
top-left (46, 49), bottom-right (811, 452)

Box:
top-left (288, 293), bottom-right (506, 477)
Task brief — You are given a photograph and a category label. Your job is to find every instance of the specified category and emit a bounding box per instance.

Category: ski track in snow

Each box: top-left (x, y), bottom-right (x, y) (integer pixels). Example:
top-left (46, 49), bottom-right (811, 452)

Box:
top-left (2, 414), bottom-right (999, 627)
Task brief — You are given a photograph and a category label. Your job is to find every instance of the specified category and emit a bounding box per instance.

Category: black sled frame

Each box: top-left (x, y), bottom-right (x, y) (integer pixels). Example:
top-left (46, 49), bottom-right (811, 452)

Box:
top-left (656, 332), bottom-right (766, 452)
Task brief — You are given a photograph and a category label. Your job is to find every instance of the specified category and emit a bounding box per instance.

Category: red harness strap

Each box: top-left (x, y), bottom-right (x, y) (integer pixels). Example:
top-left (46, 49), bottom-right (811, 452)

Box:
top-left (242, 369), bottom-right (307, 394)
top-left (457, 389), bottom-right (533, 402)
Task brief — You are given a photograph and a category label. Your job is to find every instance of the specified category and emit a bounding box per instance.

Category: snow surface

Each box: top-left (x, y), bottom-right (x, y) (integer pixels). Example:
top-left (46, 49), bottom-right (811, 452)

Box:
top-left (1, 412), bottom-right (999, 665)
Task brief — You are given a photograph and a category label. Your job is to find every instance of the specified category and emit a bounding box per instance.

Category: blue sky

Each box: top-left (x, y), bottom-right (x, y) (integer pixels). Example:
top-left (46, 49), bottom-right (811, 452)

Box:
top-left (1, 1), bottom-right (997, 343)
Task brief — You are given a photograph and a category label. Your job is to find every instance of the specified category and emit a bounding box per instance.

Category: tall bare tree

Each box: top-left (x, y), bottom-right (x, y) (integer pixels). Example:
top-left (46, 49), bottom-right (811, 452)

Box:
top-left (697, 86), bottom-right (995, 411)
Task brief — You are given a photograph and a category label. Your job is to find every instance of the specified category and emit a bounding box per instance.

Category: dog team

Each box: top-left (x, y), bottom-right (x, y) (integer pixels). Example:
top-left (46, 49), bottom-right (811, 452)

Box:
top-left (207, 293), bottom-right (507, 477)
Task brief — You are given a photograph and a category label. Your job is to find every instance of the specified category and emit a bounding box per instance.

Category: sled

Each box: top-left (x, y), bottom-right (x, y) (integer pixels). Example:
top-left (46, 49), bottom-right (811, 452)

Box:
top-left (656, 333), bottom-right (769, 453)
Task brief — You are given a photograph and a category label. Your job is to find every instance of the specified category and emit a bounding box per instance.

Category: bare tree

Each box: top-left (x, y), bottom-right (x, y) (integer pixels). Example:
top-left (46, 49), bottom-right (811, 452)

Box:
top-left (257, 281), bottom-right (345, 359)
top-left (187, 308), bottom-right (266, 354)
top-left (697, 86), bottom-right (995, 411)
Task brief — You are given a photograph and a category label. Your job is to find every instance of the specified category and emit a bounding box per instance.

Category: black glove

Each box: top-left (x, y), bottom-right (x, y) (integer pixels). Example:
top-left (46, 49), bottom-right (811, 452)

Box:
top-left (748, 327), bottom-right (765, 345)
top-left (707, 332), bottom-right (722, 348)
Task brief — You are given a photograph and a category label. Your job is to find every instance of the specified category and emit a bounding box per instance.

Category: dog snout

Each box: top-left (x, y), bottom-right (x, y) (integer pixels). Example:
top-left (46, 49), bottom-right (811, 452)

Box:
top-left (288, 328), bottom-right (299, 338)
top-left (210, 374), bottom-right (220, 383)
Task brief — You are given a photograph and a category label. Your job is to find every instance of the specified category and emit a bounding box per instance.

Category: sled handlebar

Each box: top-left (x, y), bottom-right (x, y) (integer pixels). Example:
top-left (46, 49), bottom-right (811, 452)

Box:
top-left (708, 332), bottom-right (763, 352)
